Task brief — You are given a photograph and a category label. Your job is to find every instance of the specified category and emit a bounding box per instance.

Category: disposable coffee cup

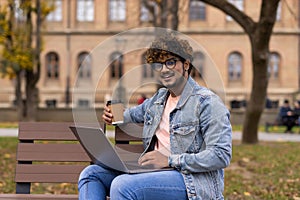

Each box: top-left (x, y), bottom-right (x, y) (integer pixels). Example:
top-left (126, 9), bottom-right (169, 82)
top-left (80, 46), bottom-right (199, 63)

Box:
top-left (106, 100), bottom-right (124, 125)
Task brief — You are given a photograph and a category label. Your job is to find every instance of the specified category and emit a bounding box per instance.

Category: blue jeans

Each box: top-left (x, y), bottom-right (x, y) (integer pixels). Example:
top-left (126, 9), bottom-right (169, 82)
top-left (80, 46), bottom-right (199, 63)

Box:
top-left (78, 165), bottom-right (188, 200)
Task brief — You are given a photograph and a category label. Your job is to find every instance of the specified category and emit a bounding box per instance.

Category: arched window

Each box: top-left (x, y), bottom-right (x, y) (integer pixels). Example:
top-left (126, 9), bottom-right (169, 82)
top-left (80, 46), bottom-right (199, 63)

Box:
top-left (268, 52), bottom-right (280, 80)
top-left (109, 51), bottom-right (123, 78)
top-left (77, 52), bottom-right (92, 79)
top-left (45, 52), bottom-right (59, 79)
top-left (191, 51), bottom-right (204, 79)
top-left (228, 52), bottom-right (242, 81)
top-left (141, 53), bottom-right (154, 78)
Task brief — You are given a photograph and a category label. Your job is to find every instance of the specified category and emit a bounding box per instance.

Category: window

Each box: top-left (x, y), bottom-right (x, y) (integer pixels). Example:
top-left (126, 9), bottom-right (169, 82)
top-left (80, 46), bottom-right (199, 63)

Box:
top-left (14, 0), bottom-right (26, 22)
top-left (189, 0), bottom-right (206, 21)
top-left (78, 52), bottom-right (92, 79)
top-left (191, 51), bottom-right (205, 79)
top-left (226, 0), bottom-right (244, 21)
top-left (276, 2), bottom-right (281, 21)
top-left (46, 0), bottom-right (63, 21)
top-left (228, 52), bottom-right (242, 81)
top-left (141, 53), bottom-right (154, 78)
top-left (77, 0), bottom-right (94, 22)
top-left (109, 0), bottom-right (126, 22)
top-left (109, 52), bottom-right (123, 78)
top-left (268, 52), bottom-right (280, 80)
top-left (46, 52), bottom-right (59, 79)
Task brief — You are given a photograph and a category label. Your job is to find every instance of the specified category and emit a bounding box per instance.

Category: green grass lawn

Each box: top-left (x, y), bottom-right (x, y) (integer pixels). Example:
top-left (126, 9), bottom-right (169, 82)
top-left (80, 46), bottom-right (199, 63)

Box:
top-left (0, 137), bottom-right (299, 199)
top-left (225, 141), bottom-right (300, 199)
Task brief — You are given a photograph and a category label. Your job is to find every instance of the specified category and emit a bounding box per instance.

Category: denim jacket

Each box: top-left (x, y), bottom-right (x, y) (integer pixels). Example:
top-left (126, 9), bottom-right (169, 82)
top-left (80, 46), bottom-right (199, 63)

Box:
top-left (124, 77), bottom-right (232, 200)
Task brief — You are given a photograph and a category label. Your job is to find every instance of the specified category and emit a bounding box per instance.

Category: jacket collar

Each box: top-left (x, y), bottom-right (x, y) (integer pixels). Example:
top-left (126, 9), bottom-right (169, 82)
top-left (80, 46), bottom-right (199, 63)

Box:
top-left (176, 76), bottom-right (197, 109)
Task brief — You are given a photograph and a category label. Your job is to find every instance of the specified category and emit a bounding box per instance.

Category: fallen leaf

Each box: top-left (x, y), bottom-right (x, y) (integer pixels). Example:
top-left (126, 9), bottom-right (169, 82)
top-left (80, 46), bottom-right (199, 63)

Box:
top-left (242, 157), bottom-right (250, 163)
top-left (4, 154), bottom-right (11, 159)
top-left (244, 192), bottom-right (251, 196)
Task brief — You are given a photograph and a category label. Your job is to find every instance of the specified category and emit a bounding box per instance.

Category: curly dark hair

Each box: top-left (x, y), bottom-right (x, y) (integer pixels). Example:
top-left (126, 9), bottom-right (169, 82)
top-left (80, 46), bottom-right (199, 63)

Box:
top-left (145, 31), bottom-right (194, 74)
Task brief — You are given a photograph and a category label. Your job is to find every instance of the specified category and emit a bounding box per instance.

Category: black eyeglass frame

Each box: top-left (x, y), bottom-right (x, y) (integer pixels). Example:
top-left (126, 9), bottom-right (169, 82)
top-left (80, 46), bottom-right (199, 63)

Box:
top-left (150, 57), bottom-right (184, 72)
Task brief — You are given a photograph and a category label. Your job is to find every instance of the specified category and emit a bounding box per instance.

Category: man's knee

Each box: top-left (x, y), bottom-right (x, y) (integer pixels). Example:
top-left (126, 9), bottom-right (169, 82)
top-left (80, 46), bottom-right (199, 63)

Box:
top-left (110, 174), bottom-right (136, 199)
top-left (79, 165), bottom-right (101, 181)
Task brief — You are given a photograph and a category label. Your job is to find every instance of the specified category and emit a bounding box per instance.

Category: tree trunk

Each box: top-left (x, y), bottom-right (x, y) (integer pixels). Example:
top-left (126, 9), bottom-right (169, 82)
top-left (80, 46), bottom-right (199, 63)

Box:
top-left (242, 36), bottom-right (269, 143)
top-left (166, 0), bottom-right (179, 30)
top-left (15, 71), bottom-right (25, 121)
top-left (25, 70), bottom-right (38, 121)
top-left (241, 0), bottom-right (279, 144)
top-left (23, 0), bottom-right (41, 121)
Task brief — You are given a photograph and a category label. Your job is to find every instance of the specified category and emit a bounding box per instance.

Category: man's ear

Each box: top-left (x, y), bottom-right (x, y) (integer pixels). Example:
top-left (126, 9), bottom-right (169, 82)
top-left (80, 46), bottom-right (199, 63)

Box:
top-left (184, 60), bottom-right (190, 71)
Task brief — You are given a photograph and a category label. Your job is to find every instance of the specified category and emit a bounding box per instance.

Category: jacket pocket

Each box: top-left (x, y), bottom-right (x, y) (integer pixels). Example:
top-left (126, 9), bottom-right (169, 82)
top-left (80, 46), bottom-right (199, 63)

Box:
top-left (173, 125), bottom-right (196, 136)
top-left (173, 125), bottom-right (197, 152)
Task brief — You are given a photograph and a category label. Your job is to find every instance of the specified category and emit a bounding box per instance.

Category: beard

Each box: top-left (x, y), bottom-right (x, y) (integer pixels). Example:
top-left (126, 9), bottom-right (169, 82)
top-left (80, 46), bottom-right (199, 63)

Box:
top-left (159, 70), bottom-right (186, 92)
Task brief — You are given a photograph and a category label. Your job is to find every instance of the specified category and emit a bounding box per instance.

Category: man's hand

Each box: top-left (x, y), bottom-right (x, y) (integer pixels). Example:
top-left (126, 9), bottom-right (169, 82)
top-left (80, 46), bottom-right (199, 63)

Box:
top-left (102, 105), bottom-right (113, 125)
top-left (138, 150), bottom-right (169, 169)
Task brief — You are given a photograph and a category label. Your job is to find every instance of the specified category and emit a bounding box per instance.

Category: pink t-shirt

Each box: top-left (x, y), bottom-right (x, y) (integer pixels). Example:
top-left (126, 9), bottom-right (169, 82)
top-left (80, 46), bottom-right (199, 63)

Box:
top-left (155, 95), bottom-right (180, 156)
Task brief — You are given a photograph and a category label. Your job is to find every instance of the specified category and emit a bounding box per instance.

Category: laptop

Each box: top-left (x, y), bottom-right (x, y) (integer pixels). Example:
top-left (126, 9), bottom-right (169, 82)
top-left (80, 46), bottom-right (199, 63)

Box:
top-left (70, 126), bottom-right (173, 174)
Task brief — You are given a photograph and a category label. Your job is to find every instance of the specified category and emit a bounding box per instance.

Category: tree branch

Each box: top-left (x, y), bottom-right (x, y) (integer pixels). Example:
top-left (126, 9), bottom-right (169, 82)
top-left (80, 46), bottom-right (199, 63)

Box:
top-left (255, 0), bottom-right (280, 46)
top-left (142, 0), bottom-right (157, 26)
top-left (199, 0), bottom-right (256, 35)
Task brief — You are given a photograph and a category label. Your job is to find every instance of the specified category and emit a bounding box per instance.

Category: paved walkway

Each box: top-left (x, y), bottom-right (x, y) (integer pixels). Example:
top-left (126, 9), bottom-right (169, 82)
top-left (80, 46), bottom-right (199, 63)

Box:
top-left (232, 131), bottom-right (300, 142)
top-left (1, 128), bottom-right (300, 142)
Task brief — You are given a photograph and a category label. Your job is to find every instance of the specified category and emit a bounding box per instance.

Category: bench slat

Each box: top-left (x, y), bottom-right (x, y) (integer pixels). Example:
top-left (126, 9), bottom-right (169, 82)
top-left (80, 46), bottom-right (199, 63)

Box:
top-left (116, 144), bottom-right (144, 153)
top-left (16, 174), bottom-right (79, 183)
top-left (115, 123), bottom-right (143, 142)
top-left (18, 143), bottom-right (84, 153)
top-left (115, 133), bottom-right (143, 142)
top-left (16, 164), bottom-right (87, 174)
top-left (18, 122), bottom-right (103, 141)
top-left (19, 122), bottom-right (101, 131)
top-left (15, 164), bottom-right (86, 183)
top-left (19, 122), bottom-right (74, 131)
top-left (17, 143), bottom-right (91, 162)
top-left (18, 130), bottom-right (77, 141)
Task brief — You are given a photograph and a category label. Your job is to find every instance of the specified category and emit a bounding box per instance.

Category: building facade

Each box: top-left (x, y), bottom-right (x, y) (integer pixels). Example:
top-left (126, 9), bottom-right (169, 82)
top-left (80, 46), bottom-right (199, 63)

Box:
top-left (0, 0), bottom-right (299, 109)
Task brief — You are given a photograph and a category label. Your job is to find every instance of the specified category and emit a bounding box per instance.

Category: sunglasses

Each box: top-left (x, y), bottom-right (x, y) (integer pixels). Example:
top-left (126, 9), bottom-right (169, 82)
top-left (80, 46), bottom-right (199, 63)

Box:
top-left (150, 58), bottom-right (181, 71)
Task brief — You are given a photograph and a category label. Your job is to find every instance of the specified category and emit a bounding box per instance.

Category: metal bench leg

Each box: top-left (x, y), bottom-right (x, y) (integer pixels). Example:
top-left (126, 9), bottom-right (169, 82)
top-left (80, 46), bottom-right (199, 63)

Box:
top-left (16, 182), bottom-right (31, 194)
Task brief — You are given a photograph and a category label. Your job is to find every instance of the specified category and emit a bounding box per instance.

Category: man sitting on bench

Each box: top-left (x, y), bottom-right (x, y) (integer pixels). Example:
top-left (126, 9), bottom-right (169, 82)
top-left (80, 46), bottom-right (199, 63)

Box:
top-left (77, 31), bottom-right (232, 200)
top-left (279, 99), bottom-right (296, 133)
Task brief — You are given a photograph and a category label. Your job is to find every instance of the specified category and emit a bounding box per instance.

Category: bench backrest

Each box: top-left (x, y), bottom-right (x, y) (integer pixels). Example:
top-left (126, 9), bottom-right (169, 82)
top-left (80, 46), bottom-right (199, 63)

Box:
top-left (15, 122), bottom-right (143, 194)
top-left (115, 123), bottom-right (144, 153)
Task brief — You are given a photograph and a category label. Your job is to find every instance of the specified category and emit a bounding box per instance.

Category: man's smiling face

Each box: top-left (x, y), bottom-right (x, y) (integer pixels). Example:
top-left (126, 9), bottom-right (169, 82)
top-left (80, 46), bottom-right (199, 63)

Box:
top-left (152, 54), bottom-right (189, 95)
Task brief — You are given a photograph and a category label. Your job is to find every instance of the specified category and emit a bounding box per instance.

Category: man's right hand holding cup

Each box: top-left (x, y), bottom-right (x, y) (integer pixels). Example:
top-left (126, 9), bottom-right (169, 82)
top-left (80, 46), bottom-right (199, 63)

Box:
top-left (102, 105), bottom-right (113, 125)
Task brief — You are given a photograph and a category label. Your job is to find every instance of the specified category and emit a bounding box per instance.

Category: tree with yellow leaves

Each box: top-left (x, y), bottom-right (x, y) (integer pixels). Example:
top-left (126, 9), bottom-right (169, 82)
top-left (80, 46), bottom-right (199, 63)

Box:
top-left (0, 0), bottom-right (53, 121)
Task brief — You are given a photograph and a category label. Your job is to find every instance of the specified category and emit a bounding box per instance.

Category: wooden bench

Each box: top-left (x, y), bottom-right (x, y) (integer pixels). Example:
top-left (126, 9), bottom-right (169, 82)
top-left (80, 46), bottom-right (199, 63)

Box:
top-left (0, 122), bottom-right (143, 199)
top-left (265, 118), bottom-right (299, 133)
top-left (265, 119), bottom-right (283, 132)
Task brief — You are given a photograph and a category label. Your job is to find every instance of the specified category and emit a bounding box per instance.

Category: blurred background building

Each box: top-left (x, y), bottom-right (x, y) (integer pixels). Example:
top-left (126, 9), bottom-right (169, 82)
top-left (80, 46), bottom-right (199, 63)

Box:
top-left (0, 0), bottom-right (299, 110)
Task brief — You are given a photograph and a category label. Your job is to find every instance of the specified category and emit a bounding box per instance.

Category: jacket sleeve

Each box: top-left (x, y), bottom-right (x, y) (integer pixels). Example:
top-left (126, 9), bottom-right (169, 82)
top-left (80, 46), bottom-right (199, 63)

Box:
top-left (123, 98), bottom-right (150, 124)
